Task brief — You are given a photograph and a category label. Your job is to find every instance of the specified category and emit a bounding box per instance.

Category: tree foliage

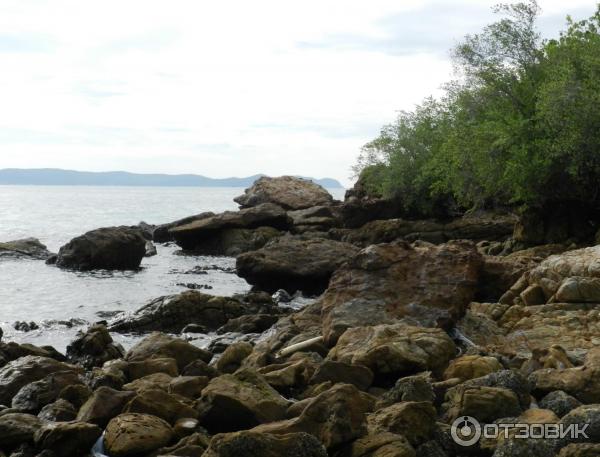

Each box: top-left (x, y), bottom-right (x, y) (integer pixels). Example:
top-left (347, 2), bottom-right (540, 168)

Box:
top-left (356, 1), bottom-right (600, 217)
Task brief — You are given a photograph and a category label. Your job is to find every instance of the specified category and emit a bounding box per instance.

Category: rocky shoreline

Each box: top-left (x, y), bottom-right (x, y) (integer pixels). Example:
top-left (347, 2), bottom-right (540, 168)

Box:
top-left (1, 176), bottom-right (600, 456)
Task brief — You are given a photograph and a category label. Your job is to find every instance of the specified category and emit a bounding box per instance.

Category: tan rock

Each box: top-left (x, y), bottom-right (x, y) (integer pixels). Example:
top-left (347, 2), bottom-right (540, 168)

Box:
top-left (124, 388), bottom-right (198, 425)
top-left (444, 385), bottom-right (522, 423)
top-left (76, 386), bottom-right (136, 427)
top-left (215, 342), bottom-right (253, 374)
top-left (367, 402), bottom-right (436, 447)
top-left (104, 413), bottom-right (173, 457)
top-left (127, 357), bottom-right (179, 380)
top-left (34, 421), bottom-right (102, 457)
top-left (125, 332), bottom-right (212, 370)
top-left (341, 432), bottom-right (416, 457)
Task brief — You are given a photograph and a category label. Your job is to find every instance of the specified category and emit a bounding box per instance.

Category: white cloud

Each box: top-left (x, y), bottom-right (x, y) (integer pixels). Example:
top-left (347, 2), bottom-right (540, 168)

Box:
top-left (0, 0), bottom-right (596, 186)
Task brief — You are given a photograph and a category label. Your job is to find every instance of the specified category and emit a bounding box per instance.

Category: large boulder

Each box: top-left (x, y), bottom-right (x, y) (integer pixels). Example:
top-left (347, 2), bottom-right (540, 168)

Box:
top-left (0, 413), bottom-right (42, 447)
top-left (125, 332), bottom-right (212, 371)
top-left (170, 203), bottom-right (290, 251)
top-left (104, 413), bottom-right (174, 457)
top-left (203, 431), bottom-right (328, 457)
top-left (0, 238), bottom-right (53, 260)
top-left (11, 370), bottom-right (83, 413)
top-left (327, 324), bottom-right (456, 379)
top-left (76, 386), bottom-right (136, 427)
top-left (236, 236), bottom-right (360, 294)
top-left (234, 176), bottom-right (334, 210)
top-left (321, 240), bottom-right (483, 345)
top-left (54, 226), bottom-right (147, 270)
top-left (109, 291), bottom-right (283, 334)
top-left (196, 369), bottom-right (290, 433)
top-left (0, 356), bottom-right (82, 407)
top-left (153, 211), bottom-right (215, 242)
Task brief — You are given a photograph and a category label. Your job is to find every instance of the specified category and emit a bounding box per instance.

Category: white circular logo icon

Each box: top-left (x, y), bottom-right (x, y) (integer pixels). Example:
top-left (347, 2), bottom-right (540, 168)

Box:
top-left (451, 416), bottom-right (481, 447)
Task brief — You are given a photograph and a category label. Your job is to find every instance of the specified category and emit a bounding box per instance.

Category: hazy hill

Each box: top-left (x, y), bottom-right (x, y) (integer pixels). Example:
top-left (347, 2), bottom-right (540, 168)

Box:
top-left (0, 168), bottom-right (343, 188)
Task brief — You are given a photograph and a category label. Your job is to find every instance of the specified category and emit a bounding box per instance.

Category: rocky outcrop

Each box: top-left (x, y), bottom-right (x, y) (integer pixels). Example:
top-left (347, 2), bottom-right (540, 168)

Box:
top-left (109, 290), bottom-right (284, 334)
top-left (153, 211), bottom-right (215, 242)
top-left (0, 238), bottom-right (53, 260)
top-left (236, 236), bottom-right (360, 294)
top-left (321, 240), bottom-right (483, 344)
top-left (234, 176), bottom-right (334, 210)
top-left (171, 203), bottom-right (290, 251)
top-left (179, 226), bottom-right (283, 256)
top-left (54, 226), bottom-right (147, 270)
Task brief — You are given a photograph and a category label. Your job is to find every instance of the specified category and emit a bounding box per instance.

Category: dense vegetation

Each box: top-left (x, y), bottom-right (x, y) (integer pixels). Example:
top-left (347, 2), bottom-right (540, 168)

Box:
top-left (355, 1), bottom-right (600, 219)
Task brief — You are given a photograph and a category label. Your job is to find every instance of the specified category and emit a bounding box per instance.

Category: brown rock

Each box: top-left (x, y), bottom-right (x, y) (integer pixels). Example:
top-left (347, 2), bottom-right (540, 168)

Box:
top-left (215, 342), bottom-right (253, 374)
top-left (443, 355), bottom-right (503, 382)
top-left (367, 402), bottom-right (436, 447)
top-left (104, 413), bottom-right (174, 457)
top-left (443, 385), bottom-right (522, 423)
top-left (127, 357), bottom-right (179, 380)
top-left (0, 413), bottom-right (42, 447)
top-left (34, 421), bottom-right (102, 457)
top-left (124, 388), bottom-right (198, 425)
top-left (309, 360), bottom-right (374, 391)
top-left (76, 386), bottom-right (136, 428)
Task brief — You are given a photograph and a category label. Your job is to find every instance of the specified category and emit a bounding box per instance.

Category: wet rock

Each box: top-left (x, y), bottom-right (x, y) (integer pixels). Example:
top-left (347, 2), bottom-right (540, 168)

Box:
top-left (367, 402), bottom-right (437, 447)
top-left (0, 356), bottom-right (82, 407)
top-left (11, 370), bottom-right (83, 413)
top-left (203, 430), bottom-right (328, 457)
top-left (234, 176), bottom-right (334, 210)
top-left (171, 203), bottom-right (291, 250)
top-left (0, 413), bottom-right (42, 447)
top-left (110, 291), bottom-right (282, 334)
top-left (0, 238), bottom-right (53, 260)
top-left (37, 399), bottom-right (77, 422)
top-left (124, 388), bottom-right (198, 425)
top-left (66, 324), bottom-right (124, 369)
top-left (328, 323), bottom-right (456, 379)
top-left (309, 360), bottom-right (374, 391)
top-left (196, 369), bottom-right (290, 433)
top-left (34, 421), bottom-right (102, 457)
top-left (539, 391), bottom-right (582, 418)
top-left (320, 241), bottom-right (483, 345)
top-left (104, 413), bottom-right (174, 457)
top-left (12, 322), bottom-right (39, 333)
top-left (153, 212), bottom-right (215, 242)
top-left (76, 386), bottom-right (136, 427)
top-left (124, 332), bottom-right (212, 370)
top-left (144, 240), bottom-right (157, 257)
top-left (54, 226), bottom-right (147, 270)
top-left (236, 236), bottom-right (360, 294)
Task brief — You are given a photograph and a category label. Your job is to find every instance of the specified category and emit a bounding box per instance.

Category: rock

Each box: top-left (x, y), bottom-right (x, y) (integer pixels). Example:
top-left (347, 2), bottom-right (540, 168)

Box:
top-left (0, 238), bottom-right (53, 260)
top-left (66, 324), bottom-right (124, 369)
top-left (321, 241), bottom-right (483, 345)
top-left (0, 356), bottom-right (82, 407)
top-left (34, 421), bottom-right (102, 457)
top-left (289, 205), bottom-right (341, 233)
top-left (11, 370), bottom-right (83, 413)
top-left (182, 360), bottom-right (219, 379)
top-left (215, 342), bottom-right (253, 374)
top-left (123, 372), bottom-right (173, 393)
top-left (479, 253), bottom-right (541, 302)
top-left (377, 374), bottom-right (435, 408)
top-left (251, 383), bottom-right (375, 450)
top-left (144, 240), bottom-right (157, 257)
top-left (236, 236), bottom-right (360, 295)
top-left (560, 404), bottom-right (600, 444)
top-left (153, 212), bottom-right (215, 243)
top-left (110, 291), bottom-right (282, 334)
top-left (127, 357), bottom-right (179, 379)
top-left (367, 402), bottom-right (436, 447)
top-left (258, 358), bottom-right (317, 391)
top-left (443, 355), bottom-right (503, 382)
top-left (153, 431), bottom-right (210, 456)
top-left (171, 203), bottom-right (291, 250)
top-left (37, 399), bottom-right (77, 422)
top-left (124, 332), bottom-right (212, 370)
top-left (234, 176), bottom-right (334, 210)
top-left (309, 361), bottom-right (374, 391)
top-left (124, 388), bottom-right (198, 424)
top-left (340, 432), bottom-right (416, 457)
top-left (76, 386), bottom-right (136, 427)
top-left (169, 376), bottom-right (209, 399)
top-left (0, 413), bottom-right (42, 447)
top-left (58, 383), bottom-right (91, 408)
top-left (12, 322), bottom-right (39, 333)
top-left (462, 369), bottom-right (531, 409)
top-left (327, 324), bottom-right (456, 379)
top-left (539, 391), bottom-right (582, 418)
top-left (444, 385), bottom-right (522, 423)
top-left (558, 444), bottom-right (600, 456)
top-left (180, 226), bottom-right (283, 256)
top-left (217, 313), bottom-right (280, 335)
top-left (104, 413), bottom-right (174, 457)
top-left (492, 437), bottom-right (557, 457)
top-left (197, 369), bottom-right (289, 433)
top-left (203, 431), bottom-right (328, 457)
top-left (54, 226), bottom-right (147, 270)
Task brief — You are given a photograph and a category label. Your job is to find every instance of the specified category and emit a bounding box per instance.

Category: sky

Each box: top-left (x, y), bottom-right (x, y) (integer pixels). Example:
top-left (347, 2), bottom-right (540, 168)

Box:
top-left (0, 0), bottom-right (597, 186)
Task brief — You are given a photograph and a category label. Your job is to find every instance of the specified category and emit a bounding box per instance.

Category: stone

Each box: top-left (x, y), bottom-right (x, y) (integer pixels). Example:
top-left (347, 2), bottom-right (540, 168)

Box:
top-left (123, 372), bottom-right (173, 393)
top-left (340, 432), bottom-right (416, 457)
top-left (539, 391), bottom-right (582, 418)
top-left (321, 241), bottom-right (483, 345)
top-left (328, 324), bottom-right (456, 379)
top-left (559, 404), bottom-right (600, 444)
top-left (104, 413), bottom-right (174, 457)
top-left (234, 176), bottom-right (334, 210)
top-left (215, 342), bottom-right (254, 374)
top-left (558, 444), bottom-right (600, 457)
top-left (153, 431), bottom-right (210, 456)
top-left (236, 236), bottom-right (360, 295)
top-left (37, 399), bottom-right (77, 422)
top-left (443, 355), bottom-right (503, 382)
top-left (33, 421), bottom-right (102, 457)
top-left (66, 324), bottom-right (124, 369)
top-left (11, 370), bottom-right (83, 413)
top-left (444, 385), bottom-right (522, 423)
top-left (0, 413), bottom-right (42, 447)
top-left (168, 376), bottom-right (209, 399)
top-left (54, 226), bottom-right (147, 270)
top-left (367, 402), bottom-right (436, 447)
top-left (289, 206), bottom-right (341, 232)
top-left (76, 386), bottom-right (136, 428)
top-left (179, 226), bottom-right (283, 256)
top-left (377, 374), bottom-right (435, 408)
top-left (0, 356), bottom-right (81, 407)
top-left (529, 366), bottom-right (600, 404)
top-left (0, 238), bottom-right (53, 260)
top-left (153, 212), bottom-right (215, 242)
top-left (196, 369), bottom-right (290, 433)
top-left (171, 203), bottom-right (291, 250)
top-left (127, 357), bottom-right (179, 380)
top-left (309, 361), bottom-right (374, 391)
top-left (124, 388), bottom-right (198, 425)
top-left (216, 314), bottom-right (280, 335)
top-left (203, 431), bottom-right (328, 457)
top-left (124, 332), bottom-right (212, 370)
top-left (110, 291), bottom-right (281, 334)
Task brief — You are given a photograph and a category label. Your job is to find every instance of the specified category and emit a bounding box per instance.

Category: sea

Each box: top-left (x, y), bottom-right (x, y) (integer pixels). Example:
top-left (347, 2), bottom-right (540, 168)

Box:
top-left (0, 185), bottom-right (345, 352)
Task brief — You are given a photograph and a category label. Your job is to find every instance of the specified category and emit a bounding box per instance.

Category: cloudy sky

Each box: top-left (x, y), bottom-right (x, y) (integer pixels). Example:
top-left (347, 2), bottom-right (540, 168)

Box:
top-left (0, 0), bottom-right (596, 186)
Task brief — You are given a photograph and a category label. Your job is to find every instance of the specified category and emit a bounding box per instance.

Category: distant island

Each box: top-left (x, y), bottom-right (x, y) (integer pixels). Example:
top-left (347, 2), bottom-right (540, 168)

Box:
top-left (0, 168), bottom-right (343, 188)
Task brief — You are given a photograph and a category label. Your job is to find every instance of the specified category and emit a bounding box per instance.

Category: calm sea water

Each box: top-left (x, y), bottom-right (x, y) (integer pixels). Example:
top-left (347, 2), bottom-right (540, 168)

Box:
top-left (0, 185), bottom-right (345, 351)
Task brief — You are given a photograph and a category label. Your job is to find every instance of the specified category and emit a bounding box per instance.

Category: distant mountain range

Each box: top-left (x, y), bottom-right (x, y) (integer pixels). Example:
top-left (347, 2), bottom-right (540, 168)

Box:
top-left (0, 168), bottom-right (343, 188)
